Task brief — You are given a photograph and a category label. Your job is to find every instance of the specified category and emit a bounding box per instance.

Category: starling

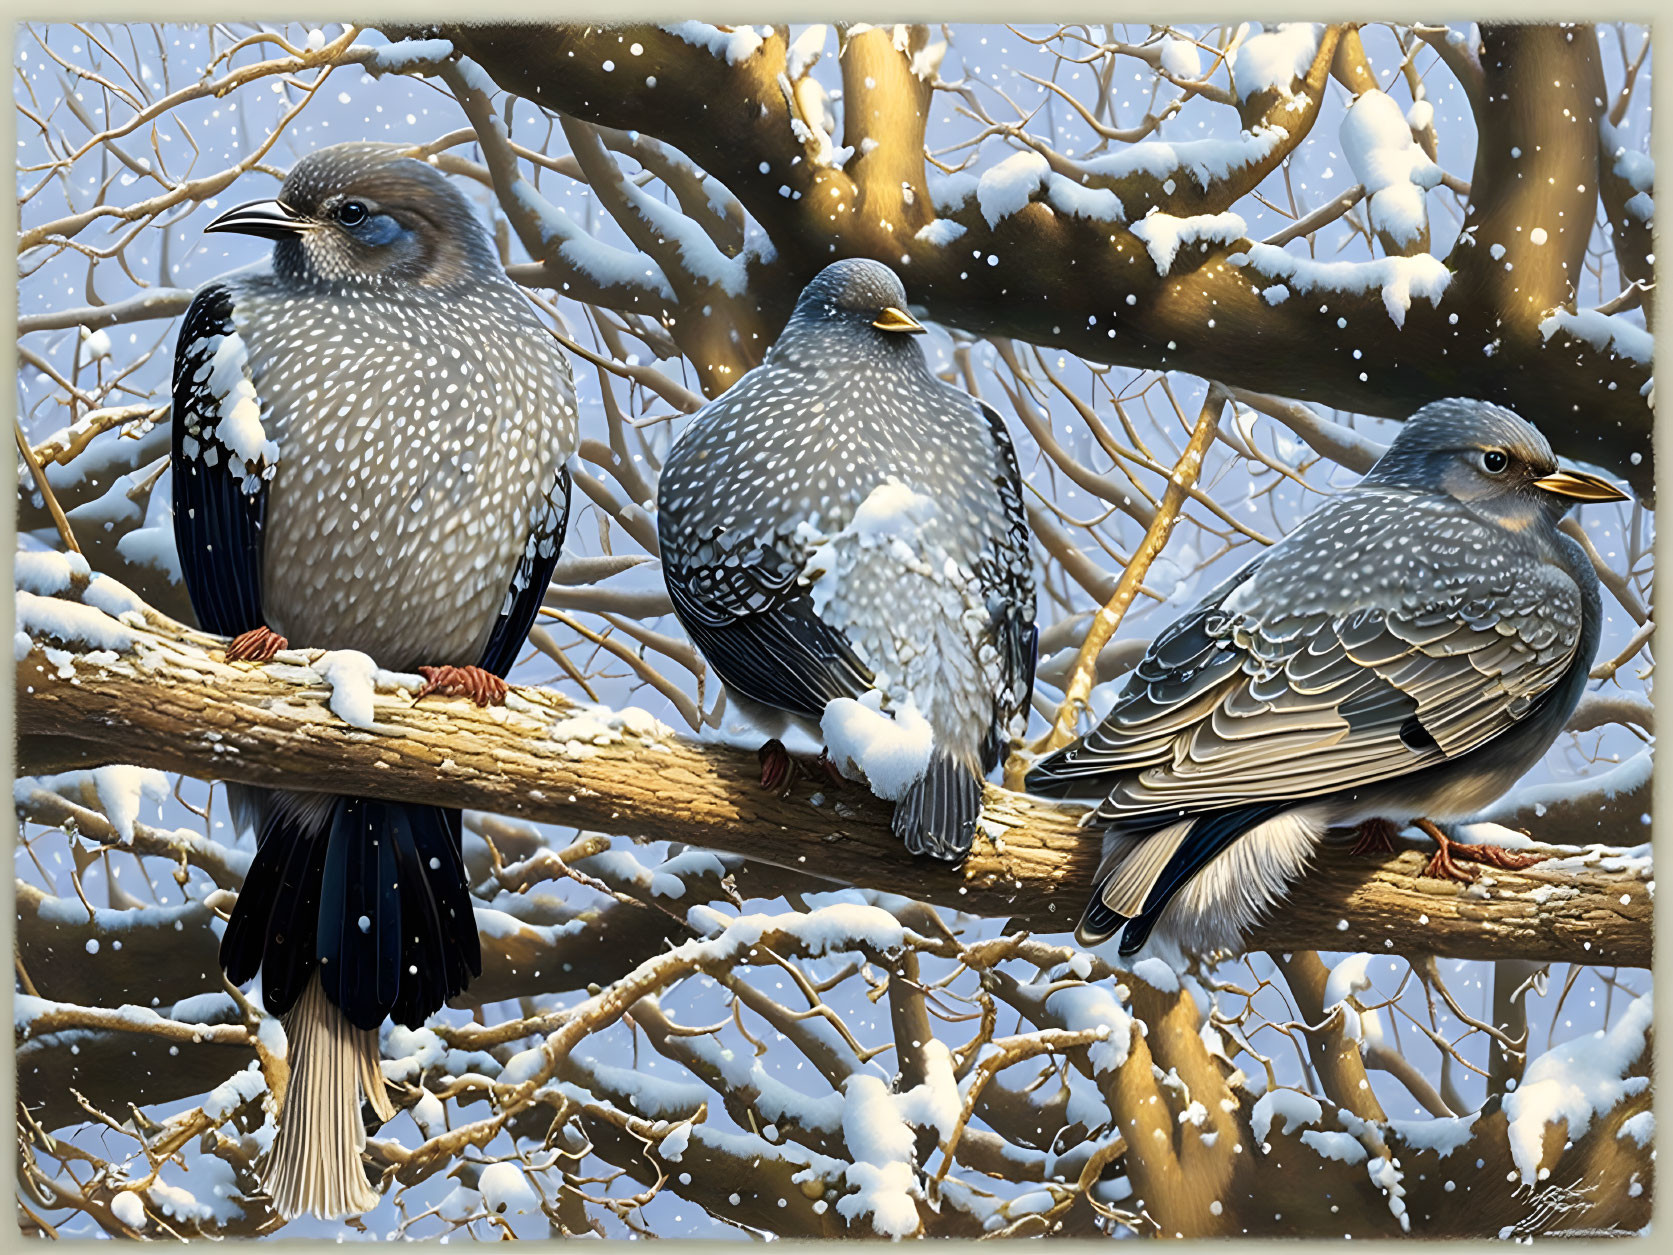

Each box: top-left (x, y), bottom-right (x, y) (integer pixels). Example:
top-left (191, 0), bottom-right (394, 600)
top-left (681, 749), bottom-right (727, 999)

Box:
top-left (173, 142), bottom-right (576, 1218)
top-left (657, 258), bottom-right (1036, 860)
top-left (1028, 399), bottom-right (1628, 957)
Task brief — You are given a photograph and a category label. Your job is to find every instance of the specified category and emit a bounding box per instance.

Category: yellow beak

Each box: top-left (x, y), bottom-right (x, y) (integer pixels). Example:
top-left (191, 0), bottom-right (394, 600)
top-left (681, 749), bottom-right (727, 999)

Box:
top-left (1532, 468), bottom-right (1631, 503)
top-left (872, 306), bottom-right (927, 334)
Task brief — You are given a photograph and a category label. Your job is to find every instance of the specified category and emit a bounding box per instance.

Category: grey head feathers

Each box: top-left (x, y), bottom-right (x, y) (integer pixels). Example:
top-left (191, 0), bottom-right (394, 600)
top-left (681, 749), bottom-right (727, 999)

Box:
top-left (1362, 397), bottom-right (1623, 532)
top-left (771, 257), bottom-right (928, 365)
top-left (208, 141), bottom-right (498, 289)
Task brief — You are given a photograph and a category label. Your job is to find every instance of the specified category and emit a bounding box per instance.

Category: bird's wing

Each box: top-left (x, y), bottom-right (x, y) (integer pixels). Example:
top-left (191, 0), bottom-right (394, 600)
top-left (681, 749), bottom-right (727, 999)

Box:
top-left (1029, 554), bottom-right (1584, 820)
top-left (977, 401), bottom-right (1038, 768)
top-left (663, 538), bottom-right (874, 720)
top-left (170, 284), bottom-right (271, 637)
top-left (478, 465), bottom-right (571, 678)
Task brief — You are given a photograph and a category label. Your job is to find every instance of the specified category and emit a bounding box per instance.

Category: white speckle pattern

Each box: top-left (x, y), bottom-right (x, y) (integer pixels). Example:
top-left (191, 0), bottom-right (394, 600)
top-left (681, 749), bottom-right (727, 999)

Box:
top-left (1037, 399), bottom-right (1608, 954)
top-left (180, 142), bottom-right (579, 668)
top-left (658, 258), bottom-right (1034, 792)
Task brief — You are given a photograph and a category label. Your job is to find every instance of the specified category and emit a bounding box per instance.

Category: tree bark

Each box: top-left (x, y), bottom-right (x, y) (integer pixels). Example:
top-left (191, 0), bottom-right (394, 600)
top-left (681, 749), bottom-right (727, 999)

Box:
top-left (402, 22), bottom-right (1653, 497)
top-left (16, 607), bottom-right (1651, 969)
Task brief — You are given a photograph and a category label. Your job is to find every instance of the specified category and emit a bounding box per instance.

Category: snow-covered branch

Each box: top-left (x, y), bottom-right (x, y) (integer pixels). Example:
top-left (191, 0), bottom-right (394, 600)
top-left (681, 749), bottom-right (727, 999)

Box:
top-left (16, 587), bottom-right (1651, 969)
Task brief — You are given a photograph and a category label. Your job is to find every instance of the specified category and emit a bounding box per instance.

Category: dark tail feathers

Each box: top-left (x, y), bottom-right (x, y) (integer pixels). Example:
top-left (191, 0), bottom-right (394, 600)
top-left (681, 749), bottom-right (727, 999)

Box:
top-left (221, 793), bottom-right (481, 1031)
top-left (893, 752), bottom-right (981, 863)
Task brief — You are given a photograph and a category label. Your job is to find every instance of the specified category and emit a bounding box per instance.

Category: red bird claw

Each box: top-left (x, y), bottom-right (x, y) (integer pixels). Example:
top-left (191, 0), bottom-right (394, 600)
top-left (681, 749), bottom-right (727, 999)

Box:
top-left (414, 665), bottom-right (508, 707)
top-left (1350, 817), bottom-right (1400, 858)
top-left (758, 739), bottom-right (793, 793)
top-left (226, 625), bottom-right (288, 663)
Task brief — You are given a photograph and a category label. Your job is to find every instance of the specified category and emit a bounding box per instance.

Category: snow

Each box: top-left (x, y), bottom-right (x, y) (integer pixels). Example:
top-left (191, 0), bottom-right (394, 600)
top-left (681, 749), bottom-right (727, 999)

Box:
top-left (837, 1074), bottom-right (920, 1237)
top-left (14, 547), bottom-right (91, 596)
top-left (90, 765), bottom-right (170, 843)
top-left (1045, 174), bottom-right (1126, 223)
top-left (821, 693), bottom-right (934, 802)
top-left (1131, 956), bottom-right (1180, 993)
top-left (1322, 953), bottom-right (1386, 1046)
top-left (1503, 992), bottom-right (1652, 1185)
top-left (1130, 209), bottom-right (1247, 273)
top-left (600, 149), bottom-right (750, 294)
top-left (785, 25), bottom-right (828, 79)
top-left (206, 332), bottom-right (271, 476)
top-left (1043, 984), bottom-right (1131, 1072)
top-left (313, 649), bottom-right (380, 728)
top-left (117, 522), bottom-right (183, 581)
top-left (928, 170), bottom-right (979, 213)
top-left (81, 325), bottom-right (112, 361)
top-left (1233, 243), bottom-right (1451, 328)
top-left (915, 218), bottom-right (967, 247)
top-left (1159, 37), bottom-right (1201, 79)
top-left (510, 181), bottom-right (676, 302)
top-left (1603, 124), bottom-right (1653, 194)
top-left (1300, 1129), bottom-right (1366, 1163)
top-left (1617, 1111), bottom-right (1654, 1147)
top-left (658, 1118), bottom-right (694, 1162)
top-left (1340, 89), bottom-right (1441, 245)
top-left (895, 1041), bottom-right (961, 1143)
top-left (411, 1089), bottom-right (446, 1136)
top-left (977, 150), bottom-right (1050, 227)
top-left (662, 22), bottom-right (764, 65)
top-left (478, 1162), bottom-right (540, 1214)
top-left (1251, 1088), bottom-right (1322, 1143)
top-left (202, 1064), bottom-right (268, 1120)
top-left (1481, 749), bottom-right (1651, 821)
top-left (1538, 307), bottom-right (1654, 367)
top-left (110, 1190), bottom-right (146, 1229)
top-left (1388, 1112), bottom-right (1479, 1158)
top-left (1232, 24), bottom-right (1322, 101)
top-left (1078, 125), bottom-right (1284, 191)
top-left (16, 589), bottom-right (136, 653)
top-left (369, 38), bottom-right (454, 73)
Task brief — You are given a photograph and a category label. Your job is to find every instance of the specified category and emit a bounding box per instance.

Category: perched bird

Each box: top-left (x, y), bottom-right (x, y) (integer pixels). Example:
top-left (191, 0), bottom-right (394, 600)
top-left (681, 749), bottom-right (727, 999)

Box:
top-left (1028, 399), bottom-right (1627, 957)
top-left (172, 142), bottom-right (576, 1218)
top-left (657, 258), bottom-right (1035, 860)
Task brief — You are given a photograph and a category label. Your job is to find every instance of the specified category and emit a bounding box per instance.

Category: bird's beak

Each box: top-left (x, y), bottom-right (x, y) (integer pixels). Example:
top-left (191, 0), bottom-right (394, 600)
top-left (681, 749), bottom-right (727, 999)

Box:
top-left (204, 198), bottom-right (309, 240)
top-left (872, 306), bottom-right (927, 334)
top-left (1532, 467), bottom-right (1630, 503)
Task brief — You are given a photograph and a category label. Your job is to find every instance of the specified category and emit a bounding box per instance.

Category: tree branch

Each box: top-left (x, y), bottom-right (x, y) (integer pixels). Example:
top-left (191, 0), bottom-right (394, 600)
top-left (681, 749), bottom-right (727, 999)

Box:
top-left (15, 601), bottom-right (1650, 968)
top-left (409, 24), bottom-right (1651, 495)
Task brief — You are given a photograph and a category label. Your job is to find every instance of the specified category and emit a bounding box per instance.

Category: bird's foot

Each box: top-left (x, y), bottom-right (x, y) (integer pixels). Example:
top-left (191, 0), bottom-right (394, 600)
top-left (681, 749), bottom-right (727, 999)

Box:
top-left (1350, 817), bottom-right (1401, 857)
top-left (813, 749), bottom-right (848, 787)
top-left (759, 739), bottom-right (794, 793)
top-left (757, 742), bottom-right (848, 793)
top-left (1415, 818), bottom-right (1548, 881)
top-left (226, 625), bottom-right (288, 663)
top-left (414, 665), bottom-right (508, 707)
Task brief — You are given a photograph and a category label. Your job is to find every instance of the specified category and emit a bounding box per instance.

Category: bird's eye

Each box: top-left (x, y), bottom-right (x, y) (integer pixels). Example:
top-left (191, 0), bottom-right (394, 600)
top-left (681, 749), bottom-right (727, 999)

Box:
top-left (336, 200), bottom-right (369, 227)
top-left (1481, 449), bottom-right (1508, 474)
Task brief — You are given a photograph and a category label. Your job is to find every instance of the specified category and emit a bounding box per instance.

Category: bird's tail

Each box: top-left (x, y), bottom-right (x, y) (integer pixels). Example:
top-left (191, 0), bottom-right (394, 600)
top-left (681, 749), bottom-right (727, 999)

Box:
top-left (221, 791), bottom-right (480, 1219)
top-left (893, 751), bottom-right (982, 862)
top-left (263, 973), bottom-right (394, 1219)
top-left (1077, 803), bottom-right (1304, 955)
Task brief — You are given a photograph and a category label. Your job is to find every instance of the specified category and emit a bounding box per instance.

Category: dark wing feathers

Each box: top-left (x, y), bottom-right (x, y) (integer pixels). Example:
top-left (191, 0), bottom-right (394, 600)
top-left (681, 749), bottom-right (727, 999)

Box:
top-left (976, 401), bottom-right (1037, 767)
top-left (894, 751), bottom-right (982, 862)
top-left (171, 284), bottom-right (267, 638)
top-left (479, 465), bottom-right (571, 678)
top-left (665, 568), bottom-right (873, 719)
top-left (1029, 555), bottom-right (1583, 821)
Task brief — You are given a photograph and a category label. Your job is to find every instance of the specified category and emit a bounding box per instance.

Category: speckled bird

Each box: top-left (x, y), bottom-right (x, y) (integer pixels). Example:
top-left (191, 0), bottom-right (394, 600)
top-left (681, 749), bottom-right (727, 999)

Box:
top-left (172, 142), bottom-right (576, 1219)
top-left (657, 259), bottom-right (1036, 861)
top-left (1028, 399), bottom-right (1627, 959)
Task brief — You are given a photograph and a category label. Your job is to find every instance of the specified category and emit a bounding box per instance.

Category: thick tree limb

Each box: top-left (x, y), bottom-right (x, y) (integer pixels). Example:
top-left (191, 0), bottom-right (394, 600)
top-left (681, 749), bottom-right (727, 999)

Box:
top-left (16, 604), bottom-right (1651, 968)
top-left (406, 23), bottom-right (1652, 496)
